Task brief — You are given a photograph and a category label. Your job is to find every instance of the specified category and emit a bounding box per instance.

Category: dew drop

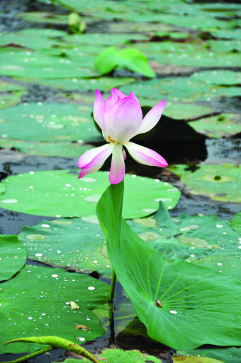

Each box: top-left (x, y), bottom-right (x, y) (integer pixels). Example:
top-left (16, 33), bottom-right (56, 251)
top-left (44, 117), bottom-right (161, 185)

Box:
top-left (83, 194), bottom-right (101, 203)
top-left (170, 310), bottom-right (177, 314)
top-left (88, 286), bottom-right (95, 290)
top-left (217, 262), bottom-right (222, 266)
top-left (0, 198), bottom-right (18, 204)
top-left (79, 177), bottom-right (97, 183)
top-left (41, 224), bottom-right (50, 228)
top-left (51, 274), bottom-right (58, 278)
top-left (76, 337), bottom-right (85, 342)
top-left (26, 235), bottom-right (45, 240)
top-left (35, 253), bottom-right (43, 257)
top-left (154, 198), bottom-right (172, 202)
top-left (216, 224), bottom-right (223, 228)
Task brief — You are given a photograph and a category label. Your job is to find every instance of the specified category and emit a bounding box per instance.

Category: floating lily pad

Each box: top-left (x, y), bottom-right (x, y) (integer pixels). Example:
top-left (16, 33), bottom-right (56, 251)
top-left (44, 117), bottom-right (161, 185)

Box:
top-left (0, 170), bottom-right (180, 219)
top-left (231, 211), bottom-right (241, 236)
top-left (190, 70), bottom-right (241, 85)
top-left (15, 12), bottom-right (70, 25)
top-left (0, 48), bottom-right (99, 78)
top-left (0, 235), bottom-right (27, 281)
top-left (0, 139), bottom-right (94, 158)
top-left (0, 103), bottom-right (101, 143)
top-left (189, 114), bottom-right (241, 138)
top-left (173, 357), bottom-right (223, 363)
top-left (33, 76), bottom-right (135, 92)
top-left (65, 349), bottom-right (161, 363)
top-left (177, 347), bottom-right (241, 363)
top-left (18, 218), bottom-right (110, 275)
top-left (169, 163), bottom-right (241, 203)
top-left (0, 265), bottom-right (109, 354)
top-left (0, 91), bottom-right (26, 109)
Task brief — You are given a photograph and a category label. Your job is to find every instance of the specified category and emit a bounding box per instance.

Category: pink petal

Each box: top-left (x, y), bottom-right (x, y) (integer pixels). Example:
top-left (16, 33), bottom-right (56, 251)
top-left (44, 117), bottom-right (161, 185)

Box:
top-left (137, 99), bottom-right (166, 135)
top-left (122, 147), bottom-right (126, 160)
top-left (105, 88), bottom-right (127, 112)
top-left (130, 92), bottom-right (139, 104)
top-left (109, 143), bottom-right (125, 184)
top-left (78, 163), bottom-right (104, 179)
top-left (93, 89), bottom-right (104, 129)
top-left (107, 97), bottom-right (143, 143)
top-left (78, 144), bottom-right (114, 169)
top-left (125, 142), bottom-right (168, 167)
top-left (113, 88), bottom-right (127, 99)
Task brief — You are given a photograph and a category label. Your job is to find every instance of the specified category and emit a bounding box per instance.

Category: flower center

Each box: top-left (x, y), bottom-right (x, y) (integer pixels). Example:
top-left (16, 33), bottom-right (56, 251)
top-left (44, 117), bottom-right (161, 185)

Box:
top-left (107, 135), bottom-right (116, 143)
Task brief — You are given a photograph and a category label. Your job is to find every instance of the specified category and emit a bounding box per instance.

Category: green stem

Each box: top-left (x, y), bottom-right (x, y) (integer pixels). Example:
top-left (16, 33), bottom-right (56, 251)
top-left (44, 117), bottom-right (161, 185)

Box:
top-left (1, 346), bottom-right (51, 363)
top-left (108, 269), bottom-right (116, 304)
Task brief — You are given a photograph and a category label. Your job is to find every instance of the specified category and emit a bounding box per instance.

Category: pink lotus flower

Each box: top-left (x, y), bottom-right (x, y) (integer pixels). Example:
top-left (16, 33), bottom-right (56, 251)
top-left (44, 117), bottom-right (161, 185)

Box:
top-left (78, 88), bottom-right (168, 184)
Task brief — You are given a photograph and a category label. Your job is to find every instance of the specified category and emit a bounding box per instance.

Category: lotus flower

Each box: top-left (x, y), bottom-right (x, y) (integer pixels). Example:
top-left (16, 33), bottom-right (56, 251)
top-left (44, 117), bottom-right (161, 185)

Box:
top-left (78, 88), bottom-right (168, 184)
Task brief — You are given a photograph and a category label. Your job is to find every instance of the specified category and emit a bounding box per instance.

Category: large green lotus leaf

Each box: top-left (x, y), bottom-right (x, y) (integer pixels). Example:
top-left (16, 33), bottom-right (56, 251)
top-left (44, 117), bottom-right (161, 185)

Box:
top-left (0, 235), bottom-right (27, 281)
top-left (18, 218), bottom-right (110, 275)
top-left (0, 103), bottom-right (101, 142)
top-left (191, 255), bottom-right (241, 280)
top-left (169, 163), bottom-right (241, 203)
top-left (177, 347), bottom-right (241, 363)
top-left (0, 48), bottom-right (99, 78)
top-left (0, 265), bottom-right (109, 354)
top-left (130, 206), bottom-right (241, 252)
top-left (96, 182), bottom-right (241, 350)
top-left (65, 349), bottom-right (161, 363)
top-left (0, 139), bottom-right (94, 158)
top-left (189, 114), bottom-right (241, 138)
top-left (231, 211), bottom-right (241, 235)
top-left (32, 76), bottom-right (135, 92)
top-left (190, 70), bottom-right (241, 85)
top-left (0, 170), bottom-right (180, 219)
